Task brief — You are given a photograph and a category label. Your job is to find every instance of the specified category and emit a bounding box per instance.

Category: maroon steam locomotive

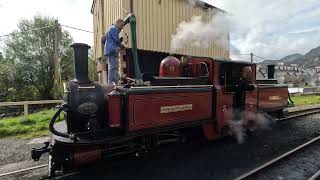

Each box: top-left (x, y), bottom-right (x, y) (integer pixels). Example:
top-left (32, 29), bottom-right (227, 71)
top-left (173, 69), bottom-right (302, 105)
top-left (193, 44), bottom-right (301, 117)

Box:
top-left (31, 14), bottom-right (289, 176)
top-left (31, 43), bottom-right (288, 176)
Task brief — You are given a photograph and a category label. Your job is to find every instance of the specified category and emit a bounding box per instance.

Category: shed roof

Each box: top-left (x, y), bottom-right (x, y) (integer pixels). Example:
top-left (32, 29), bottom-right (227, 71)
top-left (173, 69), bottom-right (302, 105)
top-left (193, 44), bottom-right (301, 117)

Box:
top-left (91, 0), bottom-right (224, 14)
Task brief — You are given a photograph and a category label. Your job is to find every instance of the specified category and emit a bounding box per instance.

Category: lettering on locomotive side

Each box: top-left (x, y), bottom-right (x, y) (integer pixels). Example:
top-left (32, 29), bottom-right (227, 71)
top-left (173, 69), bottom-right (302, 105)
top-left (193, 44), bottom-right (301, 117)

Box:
top-left (269, 95), bottom-right (282, 101)
top-left (160, 104), bottom-right (193, 114)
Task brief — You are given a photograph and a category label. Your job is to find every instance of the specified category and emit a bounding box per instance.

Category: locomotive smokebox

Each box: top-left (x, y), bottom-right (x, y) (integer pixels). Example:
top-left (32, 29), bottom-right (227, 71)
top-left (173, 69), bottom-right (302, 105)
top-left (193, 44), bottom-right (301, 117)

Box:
top-left (71, 43), bottom-right (91, 84)
top-left (159, 56), bottom-right (181, 77)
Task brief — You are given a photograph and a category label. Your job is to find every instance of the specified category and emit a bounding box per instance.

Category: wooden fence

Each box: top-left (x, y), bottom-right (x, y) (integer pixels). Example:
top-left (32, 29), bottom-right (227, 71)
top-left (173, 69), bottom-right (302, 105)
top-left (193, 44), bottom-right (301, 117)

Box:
top-left (0, 100), bottom-right (63, 116)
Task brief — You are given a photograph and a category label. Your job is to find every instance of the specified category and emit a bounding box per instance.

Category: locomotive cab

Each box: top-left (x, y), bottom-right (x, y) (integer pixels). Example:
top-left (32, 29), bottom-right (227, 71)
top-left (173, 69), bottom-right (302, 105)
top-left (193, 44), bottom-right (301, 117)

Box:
top-left (218, 62), bottom-right (255, 93)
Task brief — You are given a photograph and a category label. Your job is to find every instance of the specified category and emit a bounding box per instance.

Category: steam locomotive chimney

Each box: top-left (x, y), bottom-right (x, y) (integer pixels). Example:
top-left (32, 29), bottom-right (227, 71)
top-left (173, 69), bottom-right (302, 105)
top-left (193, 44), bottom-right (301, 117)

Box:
top-left (70, 43), bottom-right (91, 84)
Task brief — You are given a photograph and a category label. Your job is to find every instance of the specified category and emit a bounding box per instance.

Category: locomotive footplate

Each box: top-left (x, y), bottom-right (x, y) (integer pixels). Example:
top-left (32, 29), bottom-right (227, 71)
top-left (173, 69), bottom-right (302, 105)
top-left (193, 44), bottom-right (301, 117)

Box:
top-left (52, 118), bottom-right (212, 146)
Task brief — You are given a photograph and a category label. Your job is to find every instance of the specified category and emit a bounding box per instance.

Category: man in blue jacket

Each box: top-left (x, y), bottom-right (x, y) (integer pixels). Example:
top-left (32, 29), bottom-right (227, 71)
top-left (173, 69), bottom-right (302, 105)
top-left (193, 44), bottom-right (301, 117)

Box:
top-left (104, 19), bottom-right (125, 84)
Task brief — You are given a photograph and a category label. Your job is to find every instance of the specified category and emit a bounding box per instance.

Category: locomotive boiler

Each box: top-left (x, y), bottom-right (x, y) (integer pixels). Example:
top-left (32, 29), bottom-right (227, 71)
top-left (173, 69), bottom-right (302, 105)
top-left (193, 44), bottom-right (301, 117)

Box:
top-left (31, 14), bottom-right (289, 177)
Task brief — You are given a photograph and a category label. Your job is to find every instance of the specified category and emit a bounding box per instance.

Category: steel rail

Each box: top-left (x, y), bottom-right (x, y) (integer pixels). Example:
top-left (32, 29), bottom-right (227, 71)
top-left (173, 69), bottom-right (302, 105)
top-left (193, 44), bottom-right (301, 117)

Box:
top-left (0, 164), bottom-right (47, 178)
top-left (279, 106), bottom-right (320, 121)
top-left (234, 135), bottom-right (320, 180)
top-left (309, 169), bottom-right (320, 180)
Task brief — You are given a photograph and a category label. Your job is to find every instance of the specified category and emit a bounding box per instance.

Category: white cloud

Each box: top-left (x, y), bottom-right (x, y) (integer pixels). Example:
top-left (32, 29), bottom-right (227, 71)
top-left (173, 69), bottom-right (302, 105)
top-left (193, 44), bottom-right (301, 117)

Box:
top-left (0, 0), bottom-right (93, 51)
top-left (204, 0), bottom-right (320, 61)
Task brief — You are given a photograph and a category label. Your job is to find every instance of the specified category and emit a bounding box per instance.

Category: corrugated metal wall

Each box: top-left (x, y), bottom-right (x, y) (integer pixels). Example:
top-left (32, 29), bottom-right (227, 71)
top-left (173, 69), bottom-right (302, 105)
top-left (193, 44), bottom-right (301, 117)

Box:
top-left (92, 0), bottom-right (125, 59)
top-left (92, 0), bottom-right (230, 60)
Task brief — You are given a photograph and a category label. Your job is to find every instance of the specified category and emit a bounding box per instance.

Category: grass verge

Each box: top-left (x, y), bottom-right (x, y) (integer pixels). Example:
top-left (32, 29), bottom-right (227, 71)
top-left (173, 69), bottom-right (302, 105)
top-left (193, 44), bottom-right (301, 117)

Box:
top-left (291, 94), bottom-right (320, 106)
top-left (0, 109), bottom-right (60, 139)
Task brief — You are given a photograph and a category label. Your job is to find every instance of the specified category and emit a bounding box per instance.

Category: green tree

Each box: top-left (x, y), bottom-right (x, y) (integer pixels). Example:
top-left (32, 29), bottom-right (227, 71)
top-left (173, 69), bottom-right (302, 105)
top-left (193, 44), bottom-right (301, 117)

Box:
top-left (4, 15), bottom-right (74, 100)
top-left (0, 53), bottom-right (19, 101)
top-left (88, 51), bottom-right (98, 81)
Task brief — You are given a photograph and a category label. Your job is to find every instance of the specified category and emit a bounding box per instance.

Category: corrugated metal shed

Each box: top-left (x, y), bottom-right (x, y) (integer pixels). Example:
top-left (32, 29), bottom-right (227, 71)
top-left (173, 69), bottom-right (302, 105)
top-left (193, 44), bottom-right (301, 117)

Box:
top-left (91, 0), bottom-right (230, 60)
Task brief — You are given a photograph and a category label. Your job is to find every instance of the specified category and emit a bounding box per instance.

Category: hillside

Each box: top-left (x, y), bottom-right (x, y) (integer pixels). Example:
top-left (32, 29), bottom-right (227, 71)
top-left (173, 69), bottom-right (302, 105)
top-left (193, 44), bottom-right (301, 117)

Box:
top-left (279, 53), bottom-right (303, 64)
top-left (261, 46), bottom-right (320, 68)
top-left (303, 46), bottom-right (320, 68)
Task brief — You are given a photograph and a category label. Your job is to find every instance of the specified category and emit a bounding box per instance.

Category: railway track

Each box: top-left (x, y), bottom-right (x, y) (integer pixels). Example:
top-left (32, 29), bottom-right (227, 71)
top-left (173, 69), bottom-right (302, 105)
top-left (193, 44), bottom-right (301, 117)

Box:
top-left (0, 164), bottom-right (47, 178)
top-left (234, 135), bottom-right (320, 180)
top-left (0, 163), bottom-right (80, 180)
top-left (280, 104), bottom-right (320, 121)
top-left (1, 106), bottom-right (319, 179)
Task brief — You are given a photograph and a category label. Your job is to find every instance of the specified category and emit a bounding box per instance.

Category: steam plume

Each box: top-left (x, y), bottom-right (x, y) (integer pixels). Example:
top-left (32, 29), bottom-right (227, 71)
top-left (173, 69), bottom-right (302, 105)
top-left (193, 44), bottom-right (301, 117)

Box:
top-left (170, 10), bottom-right (230, 52)
top-left (228, 111), bottom-right (273, 144)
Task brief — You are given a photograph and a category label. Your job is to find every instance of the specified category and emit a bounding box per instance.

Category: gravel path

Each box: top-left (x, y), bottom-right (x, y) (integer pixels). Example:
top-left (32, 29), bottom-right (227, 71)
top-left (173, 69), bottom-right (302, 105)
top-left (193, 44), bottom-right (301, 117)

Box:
top-left (0, 138), bottom-right (36, 166)
top-left (0, 137), bottom-right (51, 167)
top-left (0, 137), bottom-right (49, 180)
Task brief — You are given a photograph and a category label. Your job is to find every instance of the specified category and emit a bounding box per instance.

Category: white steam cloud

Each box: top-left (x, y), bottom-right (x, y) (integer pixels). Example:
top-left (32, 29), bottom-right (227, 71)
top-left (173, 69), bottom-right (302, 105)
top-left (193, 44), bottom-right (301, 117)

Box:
top-left (170, 10), bottom-right (230, 52)
top-left (228, 111), bottom-right (273, 144)
top-left (206, 0), bottom-right (320, 61)
top-left (173, 0), bottom-right (320, 61)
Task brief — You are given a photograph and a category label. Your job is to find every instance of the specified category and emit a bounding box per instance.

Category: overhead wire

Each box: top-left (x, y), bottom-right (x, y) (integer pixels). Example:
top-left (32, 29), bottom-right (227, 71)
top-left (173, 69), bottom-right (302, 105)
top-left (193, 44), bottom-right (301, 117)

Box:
top-left (0, 1), bottom-right (129, 40)
top-left (231, 53), bottom-right (269, 60)
top-left (231, 53), bottom-right (279, 63)
top-left (0, 23), bottom-right (94, 42)
top-left (60, 24), bottom-right (93, 33)
top-left (230, 53), bottom-right (253, 63)
top-left (230, 54), bottom-right (251, 56)
top-left (253, 54), bottom-right (267, 60)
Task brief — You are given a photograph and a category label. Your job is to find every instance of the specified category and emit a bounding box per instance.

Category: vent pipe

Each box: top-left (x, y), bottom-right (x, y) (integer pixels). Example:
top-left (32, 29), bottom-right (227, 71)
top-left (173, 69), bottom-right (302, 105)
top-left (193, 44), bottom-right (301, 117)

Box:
top-left (267, 65), bottom-right (275, 79)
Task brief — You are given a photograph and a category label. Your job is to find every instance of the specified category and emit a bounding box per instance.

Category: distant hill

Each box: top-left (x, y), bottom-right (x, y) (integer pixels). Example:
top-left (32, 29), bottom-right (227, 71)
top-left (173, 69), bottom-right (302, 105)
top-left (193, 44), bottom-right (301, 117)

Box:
top-left (303, 46), bottom-right (320, 68)
top-left (279, 53), bottom-right (303, 64)
top-left (260, 46), bottom-right (320, 68)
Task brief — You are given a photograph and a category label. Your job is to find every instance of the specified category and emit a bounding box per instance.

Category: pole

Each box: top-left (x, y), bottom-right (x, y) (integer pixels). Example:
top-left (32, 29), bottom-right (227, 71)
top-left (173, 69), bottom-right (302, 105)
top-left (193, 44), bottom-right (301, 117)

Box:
top-left (53, 20), bottom-right (60, 99)
top-left (130, 0), bottom-right (133, 13)
top-left (250, 53), bottom-right (254, 63)
top-left (24, 102), bottom-right (28, 117)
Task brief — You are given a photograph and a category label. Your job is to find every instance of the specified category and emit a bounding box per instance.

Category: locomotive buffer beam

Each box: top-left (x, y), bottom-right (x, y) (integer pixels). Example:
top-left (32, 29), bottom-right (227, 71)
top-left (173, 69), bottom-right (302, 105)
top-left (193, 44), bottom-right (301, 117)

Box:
top-left (31, 142), bottom-right (52, 161)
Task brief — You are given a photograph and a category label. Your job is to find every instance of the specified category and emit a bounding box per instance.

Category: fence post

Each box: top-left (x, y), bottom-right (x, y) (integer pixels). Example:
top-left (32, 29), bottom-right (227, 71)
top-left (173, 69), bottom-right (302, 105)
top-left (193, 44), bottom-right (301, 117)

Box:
top-left (24, 102), bottom-right (28, 117)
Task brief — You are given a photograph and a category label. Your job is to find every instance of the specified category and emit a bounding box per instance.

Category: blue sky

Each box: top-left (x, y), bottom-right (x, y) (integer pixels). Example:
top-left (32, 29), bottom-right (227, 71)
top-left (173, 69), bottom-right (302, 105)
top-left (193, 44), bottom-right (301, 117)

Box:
top-left (0, 0), bottom-right (319, 62)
